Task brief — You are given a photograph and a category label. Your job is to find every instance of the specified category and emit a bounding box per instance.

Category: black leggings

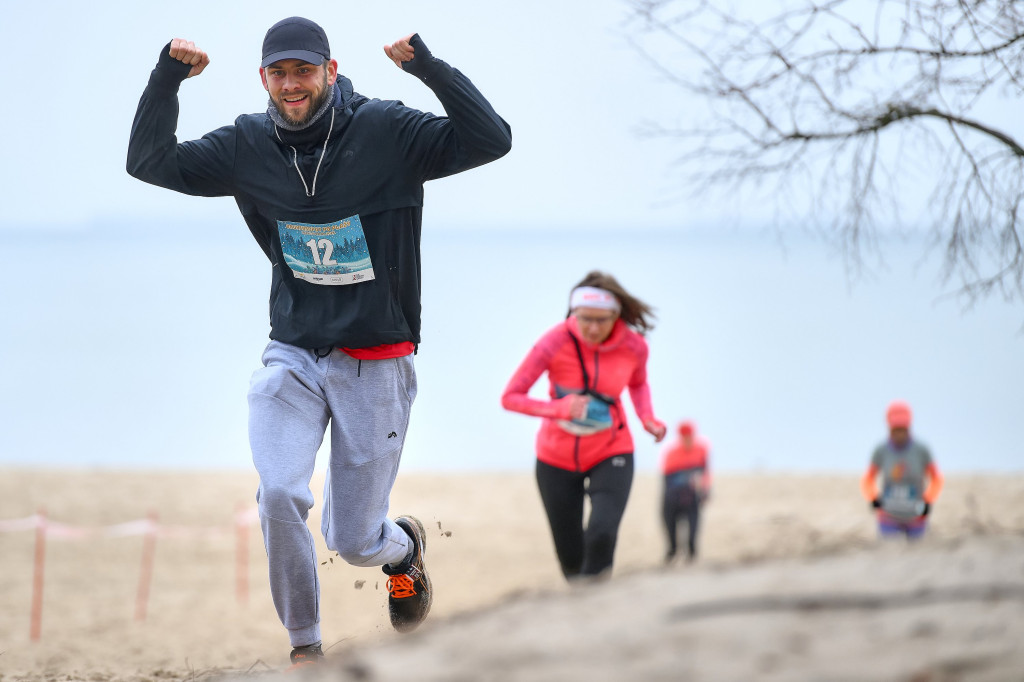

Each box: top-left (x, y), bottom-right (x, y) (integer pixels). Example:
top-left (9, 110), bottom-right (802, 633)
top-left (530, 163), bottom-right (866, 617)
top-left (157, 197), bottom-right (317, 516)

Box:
top-left (662, 482), bottom-right (700, 559)
top-left (535, 454), bottom-right (634, 580)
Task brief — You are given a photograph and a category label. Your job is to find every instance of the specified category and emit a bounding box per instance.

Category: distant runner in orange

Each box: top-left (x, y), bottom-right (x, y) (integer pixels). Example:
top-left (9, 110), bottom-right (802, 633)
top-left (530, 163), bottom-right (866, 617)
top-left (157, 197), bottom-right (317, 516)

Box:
top-left (861, 401), bottom-right (943, 539)
top-left (660, 421), bottom-right (710, 562)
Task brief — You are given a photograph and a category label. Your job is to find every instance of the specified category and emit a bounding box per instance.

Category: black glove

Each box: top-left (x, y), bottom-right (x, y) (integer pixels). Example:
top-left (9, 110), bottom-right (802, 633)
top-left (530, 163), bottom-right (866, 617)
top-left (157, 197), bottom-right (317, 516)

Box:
top-left (921, 502), bottom-right (931, 517)
top-left (870, 498), bottom-right (881, 509)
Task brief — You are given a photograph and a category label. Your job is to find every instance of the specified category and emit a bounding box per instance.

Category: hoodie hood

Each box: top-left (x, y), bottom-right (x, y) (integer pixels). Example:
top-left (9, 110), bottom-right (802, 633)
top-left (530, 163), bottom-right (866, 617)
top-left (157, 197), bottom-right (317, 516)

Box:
top-left (335, 74), bottom-right (368, 110)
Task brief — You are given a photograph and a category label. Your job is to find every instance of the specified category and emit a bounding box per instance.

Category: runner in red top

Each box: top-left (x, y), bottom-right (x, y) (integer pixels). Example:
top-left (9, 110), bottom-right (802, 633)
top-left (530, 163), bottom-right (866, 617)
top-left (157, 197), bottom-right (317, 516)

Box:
top-left (502, 271), bottom-right (666, 581)
top-left (660, 420), bottom-right (711, 563)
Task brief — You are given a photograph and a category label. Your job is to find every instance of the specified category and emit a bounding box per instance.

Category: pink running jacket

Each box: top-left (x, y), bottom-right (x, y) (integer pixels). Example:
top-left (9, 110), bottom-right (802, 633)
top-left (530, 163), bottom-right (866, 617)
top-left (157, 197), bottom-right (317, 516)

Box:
top-left (501, 317), bottom-right (657, 472)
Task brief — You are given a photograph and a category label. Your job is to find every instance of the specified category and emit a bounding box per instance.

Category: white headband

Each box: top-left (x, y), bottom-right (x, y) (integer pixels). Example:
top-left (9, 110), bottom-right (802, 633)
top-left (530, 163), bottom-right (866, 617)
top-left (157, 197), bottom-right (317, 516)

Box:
top-left (570, 286), bottom-right (621, 312)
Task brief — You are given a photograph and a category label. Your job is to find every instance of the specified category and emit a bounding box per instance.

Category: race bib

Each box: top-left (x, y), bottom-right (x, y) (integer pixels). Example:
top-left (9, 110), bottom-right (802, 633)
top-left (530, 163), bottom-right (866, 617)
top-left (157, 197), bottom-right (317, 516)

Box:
top-left (554, 385), bottom-right (613, 436)
top-left (277, 215), bottom-right (375, 286)
top-left (882, 483), bottom-right (924, 517)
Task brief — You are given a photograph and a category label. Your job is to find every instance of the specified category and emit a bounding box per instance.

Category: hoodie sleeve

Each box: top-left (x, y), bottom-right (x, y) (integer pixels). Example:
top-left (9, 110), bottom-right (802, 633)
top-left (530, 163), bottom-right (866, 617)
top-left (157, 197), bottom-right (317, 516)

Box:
top-left (501, 328), bottom-right (575, 420)
top-left (626, 336), bottom-right (656, 423)
top-left (701, 447), bottom-right (712, 492)
top-left (923, 461), bottom-right (944, 503)
top-left (388, 34), bottom-right (512, 181)
top-left (126, 43), bottom-right (236, 197)
top-left (860, 463), bottom-right (880, 501)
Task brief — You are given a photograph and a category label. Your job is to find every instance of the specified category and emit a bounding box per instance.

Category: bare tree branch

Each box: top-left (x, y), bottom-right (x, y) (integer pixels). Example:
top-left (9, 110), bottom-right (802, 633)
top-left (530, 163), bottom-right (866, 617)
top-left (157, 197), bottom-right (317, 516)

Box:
top-left (627, 0), bottom-right (1024, 304)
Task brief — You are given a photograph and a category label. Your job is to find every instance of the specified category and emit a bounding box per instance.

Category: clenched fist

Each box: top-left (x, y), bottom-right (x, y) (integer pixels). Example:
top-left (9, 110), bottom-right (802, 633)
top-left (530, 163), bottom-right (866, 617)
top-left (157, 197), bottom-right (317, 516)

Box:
top-left (169, 38), bottom-right (210, 78)
top-left (383, 34), bottom-right (416, 69)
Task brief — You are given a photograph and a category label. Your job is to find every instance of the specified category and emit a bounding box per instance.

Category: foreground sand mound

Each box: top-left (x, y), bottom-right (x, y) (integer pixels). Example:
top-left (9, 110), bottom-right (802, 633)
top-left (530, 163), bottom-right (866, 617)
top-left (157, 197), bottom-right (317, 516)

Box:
top-left (2, 470), bottom-right (1022, 681)
top-left (293, 535), bottom-right (1024, 682)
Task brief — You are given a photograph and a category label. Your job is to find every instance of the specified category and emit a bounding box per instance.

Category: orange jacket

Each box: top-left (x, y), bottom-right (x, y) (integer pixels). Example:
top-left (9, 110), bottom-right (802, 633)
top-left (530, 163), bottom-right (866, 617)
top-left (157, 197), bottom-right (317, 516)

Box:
top-left (661, 438), bottom-right (711, 490)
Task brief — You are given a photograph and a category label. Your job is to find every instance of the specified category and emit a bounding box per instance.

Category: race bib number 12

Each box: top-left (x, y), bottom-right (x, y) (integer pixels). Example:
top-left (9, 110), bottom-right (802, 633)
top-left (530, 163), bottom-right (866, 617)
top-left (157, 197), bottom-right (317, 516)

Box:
top-left (276, 215), bottom-right (375, 286)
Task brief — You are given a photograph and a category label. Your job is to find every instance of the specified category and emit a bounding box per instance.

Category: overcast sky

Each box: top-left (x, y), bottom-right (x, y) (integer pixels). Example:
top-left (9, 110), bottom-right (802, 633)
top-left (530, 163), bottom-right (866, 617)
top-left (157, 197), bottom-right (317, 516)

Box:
top-left (1, 0), bottom-right (696, 233)
top-left (1, 1), bottom-right (1020, 474)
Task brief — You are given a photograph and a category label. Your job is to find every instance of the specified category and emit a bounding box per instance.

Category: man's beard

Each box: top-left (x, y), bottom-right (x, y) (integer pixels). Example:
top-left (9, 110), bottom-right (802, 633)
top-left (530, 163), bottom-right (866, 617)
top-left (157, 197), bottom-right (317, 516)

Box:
top-left (273, 72), bottom-right (330, 127)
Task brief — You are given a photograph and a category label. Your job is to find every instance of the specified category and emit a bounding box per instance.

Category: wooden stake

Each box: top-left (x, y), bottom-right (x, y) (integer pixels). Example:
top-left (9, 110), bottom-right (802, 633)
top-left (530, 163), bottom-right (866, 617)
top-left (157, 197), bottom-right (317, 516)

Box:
top-left (236, 504), bottom-right (249, 605)
top-left (134, 511), bottom-right (158, 622)
top-left (29, 509), bottom-right (46, 642)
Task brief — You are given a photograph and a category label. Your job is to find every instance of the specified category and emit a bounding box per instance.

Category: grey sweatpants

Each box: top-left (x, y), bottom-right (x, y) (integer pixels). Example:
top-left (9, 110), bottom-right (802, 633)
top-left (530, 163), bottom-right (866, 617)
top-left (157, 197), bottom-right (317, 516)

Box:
top-left (248, 340), bottom-right (417, 647)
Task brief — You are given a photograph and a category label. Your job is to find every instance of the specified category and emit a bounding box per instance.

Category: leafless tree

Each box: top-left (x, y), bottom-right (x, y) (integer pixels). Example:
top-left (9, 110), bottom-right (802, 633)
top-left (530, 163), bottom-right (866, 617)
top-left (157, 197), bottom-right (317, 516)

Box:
top-left (627, 0), bottom-right (1024, 304)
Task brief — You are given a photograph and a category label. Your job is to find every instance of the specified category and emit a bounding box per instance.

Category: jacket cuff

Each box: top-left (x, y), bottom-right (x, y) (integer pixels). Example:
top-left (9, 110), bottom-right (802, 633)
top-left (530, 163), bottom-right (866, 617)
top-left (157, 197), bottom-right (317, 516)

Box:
top-left (149, 42), bottom-right (194, 94)
top-left (401, 34), bottom-right (455, 89)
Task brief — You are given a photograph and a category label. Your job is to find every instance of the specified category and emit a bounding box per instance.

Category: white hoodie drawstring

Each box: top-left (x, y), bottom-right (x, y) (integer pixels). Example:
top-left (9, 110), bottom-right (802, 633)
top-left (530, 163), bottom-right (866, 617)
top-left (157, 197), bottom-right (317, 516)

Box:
top-left (275, 107), bottom-right (335, 198)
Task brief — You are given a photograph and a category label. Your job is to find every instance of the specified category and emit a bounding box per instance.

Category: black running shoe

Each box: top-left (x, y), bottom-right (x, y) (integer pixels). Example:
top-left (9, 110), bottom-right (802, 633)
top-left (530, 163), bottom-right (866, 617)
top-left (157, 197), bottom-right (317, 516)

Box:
top-left (381, 515), bottom-right (432, 633)
top-left (287, 642), bottom-right (323, 671)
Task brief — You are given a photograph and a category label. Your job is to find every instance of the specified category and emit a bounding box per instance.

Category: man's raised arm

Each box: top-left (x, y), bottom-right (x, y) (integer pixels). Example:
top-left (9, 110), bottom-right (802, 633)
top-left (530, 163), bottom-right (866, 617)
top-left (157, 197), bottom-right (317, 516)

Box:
top-left (383, 33), bottom-right (512, 180)
top-left (126, 40), bottom-right (233, 197)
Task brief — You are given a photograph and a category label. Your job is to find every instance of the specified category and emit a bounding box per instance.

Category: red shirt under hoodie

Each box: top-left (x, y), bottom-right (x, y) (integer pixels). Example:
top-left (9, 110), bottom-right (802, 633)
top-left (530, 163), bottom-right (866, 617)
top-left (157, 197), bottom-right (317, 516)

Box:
top-left (501, 317), bottom-right (657, 472)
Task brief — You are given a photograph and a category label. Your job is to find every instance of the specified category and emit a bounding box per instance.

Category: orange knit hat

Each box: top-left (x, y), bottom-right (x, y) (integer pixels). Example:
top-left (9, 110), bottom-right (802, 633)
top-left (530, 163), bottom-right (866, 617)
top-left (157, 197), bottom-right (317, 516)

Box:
top-left (886, 401), bottom-right (912, 429)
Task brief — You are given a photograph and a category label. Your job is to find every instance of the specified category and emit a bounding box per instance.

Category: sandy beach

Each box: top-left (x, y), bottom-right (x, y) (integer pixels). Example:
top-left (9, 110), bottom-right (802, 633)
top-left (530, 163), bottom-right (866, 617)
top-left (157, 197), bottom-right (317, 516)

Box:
top-left (1, 469), bottom-right (1022, 681)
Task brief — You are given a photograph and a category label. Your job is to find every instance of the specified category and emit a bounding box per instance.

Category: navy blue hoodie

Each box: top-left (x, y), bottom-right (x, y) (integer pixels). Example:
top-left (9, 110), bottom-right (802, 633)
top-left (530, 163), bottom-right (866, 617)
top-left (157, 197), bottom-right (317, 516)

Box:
top-left (127, 35), bottom-right (511, 349)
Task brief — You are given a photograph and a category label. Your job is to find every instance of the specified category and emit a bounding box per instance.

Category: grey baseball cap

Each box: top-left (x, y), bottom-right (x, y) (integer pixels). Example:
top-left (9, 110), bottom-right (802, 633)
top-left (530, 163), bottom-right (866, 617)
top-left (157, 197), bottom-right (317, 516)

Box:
top-left (261, 17), bottom-right (330, 67)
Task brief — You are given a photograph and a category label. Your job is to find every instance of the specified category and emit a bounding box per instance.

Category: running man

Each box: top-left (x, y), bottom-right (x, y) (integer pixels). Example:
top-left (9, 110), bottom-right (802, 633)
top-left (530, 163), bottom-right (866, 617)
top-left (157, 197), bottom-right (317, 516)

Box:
top-left (127, 17), bottom-right (511, 666)
top-left (861, 401), bottom-right (944, 539)
top-left (660, 420), bottom-right (710, 563)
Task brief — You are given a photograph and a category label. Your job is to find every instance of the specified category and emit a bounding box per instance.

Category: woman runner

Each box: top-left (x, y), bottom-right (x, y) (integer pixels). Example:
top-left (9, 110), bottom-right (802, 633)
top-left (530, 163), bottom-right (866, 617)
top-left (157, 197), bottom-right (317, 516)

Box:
top-left (501, 271), bottom-right (666, 581)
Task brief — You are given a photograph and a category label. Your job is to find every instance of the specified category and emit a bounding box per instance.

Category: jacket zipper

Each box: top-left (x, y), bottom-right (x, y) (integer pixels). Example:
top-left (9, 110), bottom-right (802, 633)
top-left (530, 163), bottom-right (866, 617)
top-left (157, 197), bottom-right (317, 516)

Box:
top-left (591, 349), bottom-right (619, 444)
top-left (579, 349), bottom-right (599, 472)
top-left (574, 344), bottom-right (621, 471)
